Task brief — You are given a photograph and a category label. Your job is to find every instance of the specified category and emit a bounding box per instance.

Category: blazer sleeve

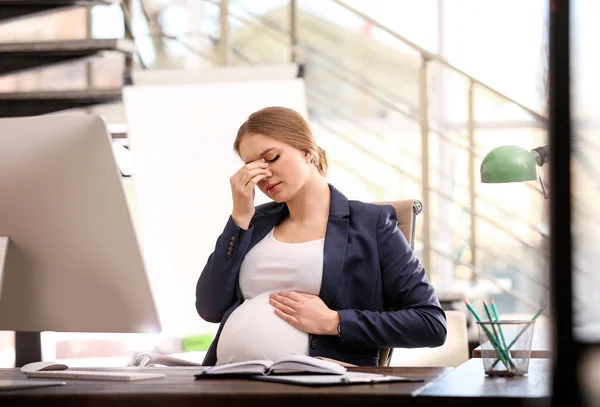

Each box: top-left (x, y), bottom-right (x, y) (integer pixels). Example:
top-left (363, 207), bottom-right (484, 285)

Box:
top-left (195, 216), bottom-right (253, 323)
top-left (337, 205), bottom-right (447, 348)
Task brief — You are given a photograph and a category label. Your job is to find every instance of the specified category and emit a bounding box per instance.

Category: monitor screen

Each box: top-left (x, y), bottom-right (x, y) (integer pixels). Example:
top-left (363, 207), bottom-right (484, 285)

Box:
top-left (0, 114), bottom-right (160, 335)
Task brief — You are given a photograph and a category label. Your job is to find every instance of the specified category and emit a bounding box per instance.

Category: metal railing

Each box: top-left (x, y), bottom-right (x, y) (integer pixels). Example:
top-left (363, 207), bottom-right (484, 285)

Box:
top-left (218, 0), bottom-right (548, 271)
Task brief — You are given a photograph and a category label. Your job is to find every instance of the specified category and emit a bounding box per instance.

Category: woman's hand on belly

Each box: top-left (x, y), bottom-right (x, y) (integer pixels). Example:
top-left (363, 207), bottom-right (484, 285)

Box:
top-left (269, 291), bottom-right (340, 336)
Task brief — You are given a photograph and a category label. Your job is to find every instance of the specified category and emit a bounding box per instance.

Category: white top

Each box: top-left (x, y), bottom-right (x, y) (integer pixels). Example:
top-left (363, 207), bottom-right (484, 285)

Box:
top-left (216, 228), bottom-right (325, 365)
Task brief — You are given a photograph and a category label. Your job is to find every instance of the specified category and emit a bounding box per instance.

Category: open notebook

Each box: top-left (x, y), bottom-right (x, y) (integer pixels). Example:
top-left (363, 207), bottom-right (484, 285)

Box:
top-left (198, 355), bottom-right (347, 376)
top-left (244, 371), bottom-right (424, 387)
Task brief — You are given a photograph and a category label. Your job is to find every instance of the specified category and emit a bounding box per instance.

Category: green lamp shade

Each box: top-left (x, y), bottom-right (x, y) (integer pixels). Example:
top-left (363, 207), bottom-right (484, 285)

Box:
top-left (480, 145), bottom-right (538, 183)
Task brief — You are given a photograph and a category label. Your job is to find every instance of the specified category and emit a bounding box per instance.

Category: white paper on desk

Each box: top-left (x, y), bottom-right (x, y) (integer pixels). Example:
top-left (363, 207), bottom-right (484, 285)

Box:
top-left (246, 371), bottom-right (423, 387)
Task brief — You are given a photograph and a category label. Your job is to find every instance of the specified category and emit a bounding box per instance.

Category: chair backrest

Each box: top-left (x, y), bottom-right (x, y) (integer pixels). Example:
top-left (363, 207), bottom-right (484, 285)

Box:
top-left (387, 310), bottom-right (469, 367)
top-left (372, 199), bottom-right (422, 366)
top-left (373, 200), bottom-right (422, 249)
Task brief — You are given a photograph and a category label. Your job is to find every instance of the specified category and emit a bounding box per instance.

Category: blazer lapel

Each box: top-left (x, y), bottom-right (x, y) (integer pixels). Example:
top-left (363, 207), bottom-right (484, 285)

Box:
top-left (319, 185), bottom-right (350, 307)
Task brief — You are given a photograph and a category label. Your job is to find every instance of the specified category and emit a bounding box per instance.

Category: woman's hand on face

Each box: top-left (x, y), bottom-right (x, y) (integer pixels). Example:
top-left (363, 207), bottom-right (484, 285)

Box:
top-left (230, 159), bottom-right (271, 229)
top-left (269, 291), bottom-right (340, 336)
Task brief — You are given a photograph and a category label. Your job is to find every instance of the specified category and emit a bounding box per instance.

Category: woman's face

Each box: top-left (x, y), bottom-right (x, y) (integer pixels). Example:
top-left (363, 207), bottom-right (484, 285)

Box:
top-left (238, 133), bottom-right (312, 202)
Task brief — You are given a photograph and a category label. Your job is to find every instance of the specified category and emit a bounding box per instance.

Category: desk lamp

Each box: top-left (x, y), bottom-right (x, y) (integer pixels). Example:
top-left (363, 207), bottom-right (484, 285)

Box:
top-left (480, 145), bottom-right (549, 198)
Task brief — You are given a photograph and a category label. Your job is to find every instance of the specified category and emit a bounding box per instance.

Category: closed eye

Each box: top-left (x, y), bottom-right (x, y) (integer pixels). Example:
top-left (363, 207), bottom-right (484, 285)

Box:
top-left (267, 155), bottom-right (280, 163)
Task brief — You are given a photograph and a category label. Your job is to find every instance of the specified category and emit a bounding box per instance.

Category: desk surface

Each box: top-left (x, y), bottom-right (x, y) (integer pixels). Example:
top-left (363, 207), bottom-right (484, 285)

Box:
top-left (0, 361), bottom-right (552, 407)
top-left (472, 328), bottom-right (551, 359)
top-left (0, 366), bottom-right (447, 407)
top-left (416, 358), bottom-right (551, 406)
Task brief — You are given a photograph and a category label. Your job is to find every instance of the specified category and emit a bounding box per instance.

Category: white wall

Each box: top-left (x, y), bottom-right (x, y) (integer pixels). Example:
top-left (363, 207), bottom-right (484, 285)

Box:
top-left (123, 68), bottom-right (307, 336)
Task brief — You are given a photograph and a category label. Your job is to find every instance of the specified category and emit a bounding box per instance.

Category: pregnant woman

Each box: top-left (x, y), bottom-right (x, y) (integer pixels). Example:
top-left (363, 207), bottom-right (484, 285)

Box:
top-left (195, 106), bottom-right (447, 366)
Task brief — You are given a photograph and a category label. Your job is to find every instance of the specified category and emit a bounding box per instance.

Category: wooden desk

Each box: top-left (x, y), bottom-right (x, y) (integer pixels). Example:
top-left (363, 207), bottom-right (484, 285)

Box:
top-left (472, 328), bottom-right (551, 359)
top-left (0, 366), bottom-right (448, 407)
top-left (0, 360), bottom-right (552, 407)
top-left (414, 358), bottom-right (551, 407)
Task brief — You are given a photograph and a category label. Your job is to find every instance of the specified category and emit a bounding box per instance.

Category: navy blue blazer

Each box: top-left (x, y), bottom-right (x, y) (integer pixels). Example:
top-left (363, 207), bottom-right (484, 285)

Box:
top-left (195, 185), bottom-right (447, 366)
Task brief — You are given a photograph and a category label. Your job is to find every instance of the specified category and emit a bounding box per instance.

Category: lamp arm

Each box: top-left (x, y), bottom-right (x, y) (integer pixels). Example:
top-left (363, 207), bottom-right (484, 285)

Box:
top-left (531, 145), bottom-right (550, 200)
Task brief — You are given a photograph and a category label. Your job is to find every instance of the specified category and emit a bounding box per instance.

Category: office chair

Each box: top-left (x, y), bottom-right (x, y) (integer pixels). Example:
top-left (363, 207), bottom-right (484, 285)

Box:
top-left (388, 310), bottom-right (469, 367)
top-left (372, 199), bottom-right (422, 367)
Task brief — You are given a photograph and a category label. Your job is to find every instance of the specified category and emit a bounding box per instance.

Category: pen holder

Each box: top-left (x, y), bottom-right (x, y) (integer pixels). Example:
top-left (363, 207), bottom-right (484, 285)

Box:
top-left (476, 320), bottom-right (535, 377)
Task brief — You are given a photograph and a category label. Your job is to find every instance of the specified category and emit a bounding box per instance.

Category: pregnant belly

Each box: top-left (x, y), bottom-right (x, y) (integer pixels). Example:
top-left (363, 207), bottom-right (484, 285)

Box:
top-left (216, 292), bottom-right (309, 365)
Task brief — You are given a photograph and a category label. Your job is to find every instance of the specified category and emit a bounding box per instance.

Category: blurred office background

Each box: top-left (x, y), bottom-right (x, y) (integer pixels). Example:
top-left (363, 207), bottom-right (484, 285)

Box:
top-left (0, 0), bottom-right (596, 368)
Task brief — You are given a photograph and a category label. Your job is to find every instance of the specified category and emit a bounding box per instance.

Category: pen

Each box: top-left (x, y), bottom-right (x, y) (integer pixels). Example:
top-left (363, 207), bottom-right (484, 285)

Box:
top-left (341, 377), bottom-right (380, 384)
top-left (482, 299), bottom-right (504, 352)
top-left (491, 300), bottom-right (510, 353)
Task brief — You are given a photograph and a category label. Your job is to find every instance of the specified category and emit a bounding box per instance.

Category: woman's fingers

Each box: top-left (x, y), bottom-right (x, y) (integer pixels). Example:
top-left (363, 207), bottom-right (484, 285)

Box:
top-left (244, 173), bottom-right (266, 193)
top-left (269, 296), bottom-right (297, 315)
top-left (230, 159), bottom-right (267, 186)
top-left (238, 167), bottom-right (271, 189)
top-left (271, 293), bottom-right (299, 306)
top-left (278, 291), bottom-right (301, 302)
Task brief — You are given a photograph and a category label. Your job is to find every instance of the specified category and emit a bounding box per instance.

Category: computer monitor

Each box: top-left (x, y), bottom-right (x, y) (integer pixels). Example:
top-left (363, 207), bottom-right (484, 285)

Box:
top-left (0, 114), bottom-right (161, 366)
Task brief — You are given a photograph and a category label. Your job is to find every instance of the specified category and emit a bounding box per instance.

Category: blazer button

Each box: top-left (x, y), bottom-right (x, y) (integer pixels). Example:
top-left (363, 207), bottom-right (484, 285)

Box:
top-left (226, 250), bottom-right (233, 258)
top-left (230, 236), bottom-right (237, 242)
top-left (310, 340), bottom-right (318, 350)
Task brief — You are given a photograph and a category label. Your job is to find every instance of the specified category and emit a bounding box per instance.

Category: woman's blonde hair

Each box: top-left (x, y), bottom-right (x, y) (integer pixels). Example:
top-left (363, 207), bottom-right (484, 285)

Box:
top-left (234, 106), bottom-right (328, 176)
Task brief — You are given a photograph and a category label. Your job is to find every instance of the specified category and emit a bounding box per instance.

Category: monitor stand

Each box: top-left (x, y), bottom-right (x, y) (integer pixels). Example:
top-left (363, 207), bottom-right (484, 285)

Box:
top-left (0, 237), bottom-right (42, 367)
top-left (15, 332), bottom-right (42, 367)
